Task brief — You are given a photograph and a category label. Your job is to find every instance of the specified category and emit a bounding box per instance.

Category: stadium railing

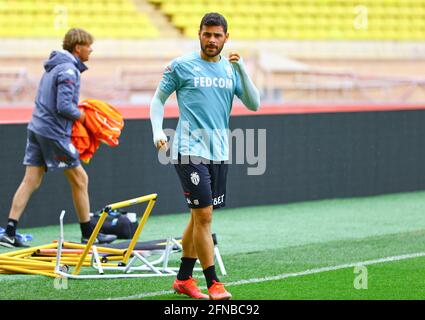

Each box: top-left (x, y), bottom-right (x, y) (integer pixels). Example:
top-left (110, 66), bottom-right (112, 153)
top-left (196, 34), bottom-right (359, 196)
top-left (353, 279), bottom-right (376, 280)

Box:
top-left (0, 68), bottom-right (30, 102)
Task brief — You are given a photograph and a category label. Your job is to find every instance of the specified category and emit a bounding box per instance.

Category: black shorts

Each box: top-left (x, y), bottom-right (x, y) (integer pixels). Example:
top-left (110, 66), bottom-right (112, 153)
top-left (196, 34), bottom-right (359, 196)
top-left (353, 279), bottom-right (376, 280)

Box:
top-left (174, 155), bottom-right (228, 209)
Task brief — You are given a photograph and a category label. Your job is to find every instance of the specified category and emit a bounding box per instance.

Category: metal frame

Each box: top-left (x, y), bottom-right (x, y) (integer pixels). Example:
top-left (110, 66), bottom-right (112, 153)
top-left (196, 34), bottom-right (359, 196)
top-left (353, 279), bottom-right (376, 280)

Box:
top-left (56, 194), bottom-right (175, 279)
top-left (54, 193), bottom-right (227, 279)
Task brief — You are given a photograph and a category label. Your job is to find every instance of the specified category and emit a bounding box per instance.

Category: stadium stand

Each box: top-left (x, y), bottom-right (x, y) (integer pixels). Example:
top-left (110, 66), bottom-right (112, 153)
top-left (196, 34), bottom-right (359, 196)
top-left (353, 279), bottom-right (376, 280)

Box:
top-left (256, 52), bottom-right (425, 104)
top-left (0, 67), bottom-right (30, 101)
top-left (115, 57), bottom-right (171, 103)
top-left (0, 0), bottom-right (424, 40)
top-left (150, 0), bottom-right (425, 40)
top-left (0, 0), bottom-right (160, 38)
top-left (0, 0), bottom-right (425, 105)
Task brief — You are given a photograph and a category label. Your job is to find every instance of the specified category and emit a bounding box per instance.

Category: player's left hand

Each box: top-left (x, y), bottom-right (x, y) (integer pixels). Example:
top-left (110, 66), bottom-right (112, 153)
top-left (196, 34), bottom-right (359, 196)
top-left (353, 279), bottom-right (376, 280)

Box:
top-left (228, 52), bottom-right (241, 64)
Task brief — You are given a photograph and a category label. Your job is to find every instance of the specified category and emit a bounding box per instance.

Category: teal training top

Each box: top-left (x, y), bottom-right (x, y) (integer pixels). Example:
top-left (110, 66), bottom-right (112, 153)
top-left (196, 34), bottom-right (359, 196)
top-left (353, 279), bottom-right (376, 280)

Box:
top-left (159, 51), bottom-right (243, 161)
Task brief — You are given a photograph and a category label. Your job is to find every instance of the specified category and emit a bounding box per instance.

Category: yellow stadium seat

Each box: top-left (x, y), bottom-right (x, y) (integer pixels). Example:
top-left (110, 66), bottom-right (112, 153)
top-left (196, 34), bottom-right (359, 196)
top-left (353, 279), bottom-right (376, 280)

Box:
top-left (1, 0), bottom-right (424, 40)
top-left (0, 0), bottom-right (161, 38)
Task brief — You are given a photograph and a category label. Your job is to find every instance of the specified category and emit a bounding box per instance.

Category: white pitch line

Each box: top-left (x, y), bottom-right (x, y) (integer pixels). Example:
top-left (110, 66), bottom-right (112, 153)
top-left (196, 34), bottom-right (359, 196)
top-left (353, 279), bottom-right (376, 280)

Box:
top-left (108, 251), bottom-right (425, 300)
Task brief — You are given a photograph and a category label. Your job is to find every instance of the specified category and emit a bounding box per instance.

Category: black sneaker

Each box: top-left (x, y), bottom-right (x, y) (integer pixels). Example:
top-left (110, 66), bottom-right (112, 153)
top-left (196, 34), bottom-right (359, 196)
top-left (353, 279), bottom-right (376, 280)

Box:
top-left (81, 232), bottom-right (117, 244)
top-left (0, 234), bottom-right (30, 248)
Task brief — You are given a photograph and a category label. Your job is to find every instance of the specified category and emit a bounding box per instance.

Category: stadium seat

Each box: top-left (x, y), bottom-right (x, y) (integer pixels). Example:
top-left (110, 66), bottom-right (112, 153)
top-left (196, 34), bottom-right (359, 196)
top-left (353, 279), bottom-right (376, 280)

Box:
top-left (0, 0), bottom-right (160, 39)
top-left (149, 0), bottom-right (425, 41)
top-left (1, 0), bottom-right (424, 40)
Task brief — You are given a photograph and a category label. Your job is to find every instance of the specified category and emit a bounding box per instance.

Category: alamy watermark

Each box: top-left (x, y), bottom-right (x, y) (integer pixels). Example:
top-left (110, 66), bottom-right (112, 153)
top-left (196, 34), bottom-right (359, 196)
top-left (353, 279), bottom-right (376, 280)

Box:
top-left (157, 122), bottom-right (267, 176)
top-left (353, 5), bottom-right (368, 30)
top-left (353, 265), bottom-right (368, 290)
top-left (53, 5), bottom-right (68, 30)
top-left (53, 276), bottom-right (68, 290)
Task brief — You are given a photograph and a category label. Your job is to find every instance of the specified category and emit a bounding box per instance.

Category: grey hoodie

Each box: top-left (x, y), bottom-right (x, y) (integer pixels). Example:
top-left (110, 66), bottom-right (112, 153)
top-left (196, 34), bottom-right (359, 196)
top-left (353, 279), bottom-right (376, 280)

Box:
top-left (28, 50), bottom-right (88, 141)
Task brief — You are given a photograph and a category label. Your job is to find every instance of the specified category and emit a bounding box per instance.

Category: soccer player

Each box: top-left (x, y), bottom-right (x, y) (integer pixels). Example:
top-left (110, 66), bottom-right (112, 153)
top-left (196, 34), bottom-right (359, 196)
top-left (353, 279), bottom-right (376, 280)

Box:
top-left (150, 13), bottom-right (260, 300)
top-left (0, 28), bottom-right (116, 248)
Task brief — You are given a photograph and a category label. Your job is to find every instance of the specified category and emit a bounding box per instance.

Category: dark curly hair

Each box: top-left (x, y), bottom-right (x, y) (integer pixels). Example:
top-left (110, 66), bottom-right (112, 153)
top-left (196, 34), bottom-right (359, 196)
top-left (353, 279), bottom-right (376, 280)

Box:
top-left (199, 13), bottom-right (228, 33)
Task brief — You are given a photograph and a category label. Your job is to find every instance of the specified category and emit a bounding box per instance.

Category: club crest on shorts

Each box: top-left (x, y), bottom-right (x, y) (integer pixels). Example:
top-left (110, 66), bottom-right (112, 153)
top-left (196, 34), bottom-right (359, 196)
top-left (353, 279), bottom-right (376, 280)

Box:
top-left (190, 172), bottom-right (200, 185)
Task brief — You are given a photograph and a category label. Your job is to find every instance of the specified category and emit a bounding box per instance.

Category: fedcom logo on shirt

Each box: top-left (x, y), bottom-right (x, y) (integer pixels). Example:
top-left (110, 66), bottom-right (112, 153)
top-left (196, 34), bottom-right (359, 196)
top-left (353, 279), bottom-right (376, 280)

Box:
top-left (194, 77), bottom-right (233, 89)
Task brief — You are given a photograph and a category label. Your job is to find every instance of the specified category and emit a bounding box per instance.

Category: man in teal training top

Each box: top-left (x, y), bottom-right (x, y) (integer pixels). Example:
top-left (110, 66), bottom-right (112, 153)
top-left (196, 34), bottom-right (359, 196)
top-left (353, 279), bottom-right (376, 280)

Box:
top-left (150, 12), bottom-right (260, 300)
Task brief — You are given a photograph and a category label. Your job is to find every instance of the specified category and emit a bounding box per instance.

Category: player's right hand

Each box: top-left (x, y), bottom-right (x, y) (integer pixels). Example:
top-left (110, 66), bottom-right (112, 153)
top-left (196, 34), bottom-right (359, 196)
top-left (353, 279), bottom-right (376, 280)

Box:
top-left (153, 130), bottom-right (168, 151)
top-left (156, 139), bottom-right (168, 151)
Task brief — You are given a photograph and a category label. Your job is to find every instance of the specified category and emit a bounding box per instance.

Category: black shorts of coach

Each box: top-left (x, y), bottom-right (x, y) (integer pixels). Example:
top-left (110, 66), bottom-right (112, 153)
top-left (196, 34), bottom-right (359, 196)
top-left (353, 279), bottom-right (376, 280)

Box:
top-left (174, 154), bottom-right (228, 210)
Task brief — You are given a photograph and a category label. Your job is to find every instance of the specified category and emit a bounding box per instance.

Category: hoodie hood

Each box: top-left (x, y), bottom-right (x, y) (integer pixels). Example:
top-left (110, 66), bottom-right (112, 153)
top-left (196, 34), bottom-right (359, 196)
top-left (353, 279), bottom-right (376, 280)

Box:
top-left (44, 50), bottom-right (88, 73)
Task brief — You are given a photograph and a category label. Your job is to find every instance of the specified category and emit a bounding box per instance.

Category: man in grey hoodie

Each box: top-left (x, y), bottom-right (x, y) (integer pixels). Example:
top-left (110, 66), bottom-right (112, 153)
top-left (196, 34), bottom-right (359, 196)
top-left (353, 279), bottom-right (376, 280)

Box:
top-left (0, 28), bottom-right (116, 247)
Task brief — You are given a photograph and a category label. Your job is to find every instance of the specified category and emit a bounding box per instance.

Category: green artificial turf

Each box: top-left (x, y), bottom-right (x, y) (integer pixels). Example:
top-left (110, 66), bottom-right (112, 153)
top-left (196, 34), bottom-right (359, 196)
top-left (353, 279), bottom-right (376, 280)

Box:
top-left (1, 191), bottom-right (425, 300)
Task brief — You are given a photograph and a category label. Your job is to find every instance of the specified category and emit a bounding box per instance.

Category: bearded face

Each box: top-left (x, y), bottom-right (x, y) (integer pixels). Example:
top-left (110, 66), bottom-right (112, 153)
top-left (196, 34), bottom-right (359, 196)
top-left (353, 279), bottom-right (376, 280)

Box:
top-left (199, 25), bottom-right (228, 59)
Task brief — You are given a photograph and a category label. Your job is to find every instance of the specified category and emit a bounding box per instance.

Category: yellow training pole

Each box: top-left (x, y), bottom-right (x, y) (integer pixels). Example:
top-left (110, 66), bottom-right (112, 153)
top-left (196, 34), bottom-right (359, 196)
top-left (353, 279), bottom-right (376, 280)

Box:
top-left (72, 210), bottom-right (108, 275)
top-left (14, 253), bottom-right (35, 259)
top-left (0, 265), bottom-right (56, 271)
top-left (122, 199), bottom-right (156, 264)
top-left (0, 243), bottom-right (58, 257)
top-left (72, 194), bottom-right (157, 275)
top-left (62, 262), bottom-right (92, 267)
top-left (0, 265), bottom-right (58, 278)
top-left (27, 257), bottom-right (63, 262)
top-left (100, 255), bottom-right (125, 262)
top-left (63, 242), bottom-right (125, 255)
top-left (21, 266), bottom-right (57, 270)
top-left (0, 255), bottom-right (55, 266)
top-left (57, 258), bottom-right (90, 264)
top-left (108, 194), bottom-right (157, 211)
top-left (0, 259), bottom-right (56, 268)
